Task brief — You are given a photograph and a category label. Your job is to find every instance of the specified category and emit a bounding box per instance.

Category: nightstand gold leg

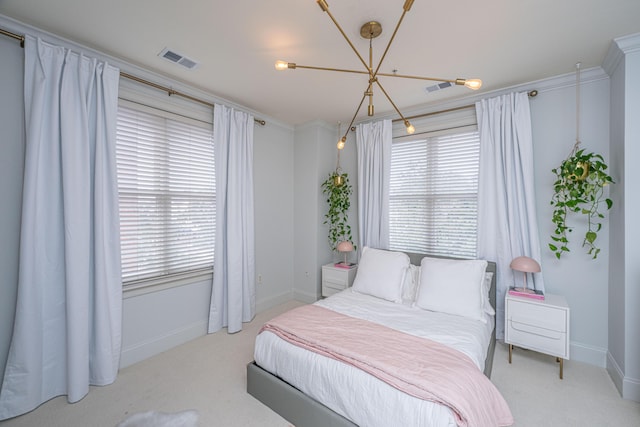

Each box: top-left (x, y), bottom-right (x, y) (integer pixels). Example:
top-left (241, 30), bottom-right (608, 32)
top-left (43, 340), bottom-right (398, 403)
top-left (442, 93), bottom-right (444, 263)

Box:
top-left (508, 344), bottom-right (512, 364)
top-left (559, 358), bottom-right (563, 379)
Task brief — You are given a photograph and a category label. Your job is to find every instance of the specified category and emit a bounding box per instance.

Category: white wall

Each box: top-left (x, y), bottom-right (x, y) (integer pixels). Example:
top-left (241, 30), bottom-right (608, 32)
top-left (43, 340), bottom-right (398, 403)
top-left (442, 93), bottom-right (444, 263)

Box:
top-left (529, 72), bottom-right (611, 366)
top-left (604, 32), bottom-right (640, 401)
top-left (253, 119), bottom-right (296, 311)
top-left (292, 121), bottom-right (359, 303)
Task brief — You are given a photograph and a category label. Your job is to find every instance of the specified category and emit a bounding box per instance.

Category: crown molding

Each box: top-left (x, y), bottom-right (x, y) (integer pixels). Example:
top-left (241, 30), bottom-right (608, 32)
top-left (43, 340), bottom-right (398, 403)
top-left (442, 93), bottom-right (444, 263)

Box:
top-left (358, 66), bottom-right (609, 127)
top-left (0, 13), bottom-right (293, 131)
top-left (603, 32), bottom-right (640, 76)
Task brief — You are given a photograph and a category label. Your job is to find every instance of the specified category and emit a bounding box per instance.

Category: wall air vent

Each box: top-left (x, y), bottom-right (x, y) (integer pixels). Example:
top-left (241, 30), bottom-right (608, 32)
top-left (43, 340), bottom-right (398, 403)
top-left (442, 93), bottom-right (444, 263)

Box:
top-left (158, 47), bottom-right (199, 70)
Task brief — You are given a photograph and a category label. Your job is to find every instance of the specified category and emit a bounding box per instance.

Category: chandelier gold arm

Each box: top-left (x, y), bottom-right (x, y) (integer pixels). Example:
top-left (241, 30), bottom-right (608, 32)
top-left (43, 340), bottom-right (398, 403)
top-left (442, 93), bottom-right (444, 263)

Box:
top-left (316, 0), bottom-right (370, 73)
top-left (338, 91), bottom-right (368, 148)
top-left (372, 0), bottom-right (414, 78)
top-left (277, 63), bottom-right (479, 88)
top-left (277, 0), bottom-right (481, 141)
top-left (376, 72), bottom-right (482, 89)
top-left (374, 79), bottom-right (414, 133)
top-left (283, 63), bottom-right (370, 75)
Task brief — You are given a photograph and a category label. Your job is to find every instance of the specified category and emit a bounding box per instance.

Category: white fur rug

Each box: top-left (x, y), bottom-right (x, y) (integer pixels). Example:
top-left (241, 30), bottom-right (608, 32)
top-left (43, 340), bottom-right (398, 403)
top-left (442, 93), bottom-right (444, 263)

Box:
top-left (116, 410), bottom-right (199, 427)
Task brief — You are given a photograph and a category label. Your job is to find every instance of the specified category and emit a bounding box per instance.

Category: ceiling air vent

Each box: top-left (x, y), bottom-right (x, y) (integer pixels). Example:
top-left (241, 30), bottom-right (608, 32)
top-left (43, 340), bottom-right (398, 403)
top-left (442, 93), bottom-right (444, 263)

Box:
top-left (158, 47), bottom-right (199, 70)
top-left (424, 81), bottom-right (453, 93)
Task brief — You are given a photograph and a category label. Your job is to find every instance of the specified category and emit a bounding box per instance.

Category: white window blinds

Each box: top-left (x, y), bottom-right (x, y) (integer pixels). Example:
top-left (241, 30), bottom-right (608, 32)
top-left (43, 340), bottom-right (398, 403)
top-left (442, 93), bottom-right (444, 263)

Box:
top-left (389, 130), bottom-right (480, 259)
top-left (116, 102), bottom-right (215, 284)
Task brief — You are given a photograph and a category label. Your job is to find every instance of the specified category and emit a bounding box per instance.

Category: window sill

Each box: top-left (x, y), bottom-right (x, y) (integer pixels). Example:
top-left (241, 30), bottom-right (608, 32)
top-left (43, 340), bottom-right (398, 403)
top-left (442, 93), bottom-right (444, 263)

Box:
top-left (123, 269), bottom-right (213, 299)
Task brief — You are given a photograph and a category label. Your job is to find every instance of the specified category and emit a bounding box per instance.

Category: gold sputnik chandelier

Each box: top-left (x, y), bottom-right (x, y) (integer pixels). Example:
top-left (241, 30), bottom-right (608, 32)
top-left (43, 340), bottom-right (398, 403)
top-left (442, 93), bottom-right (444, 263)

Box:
top-left (275, 0), bottom-right (482, 149)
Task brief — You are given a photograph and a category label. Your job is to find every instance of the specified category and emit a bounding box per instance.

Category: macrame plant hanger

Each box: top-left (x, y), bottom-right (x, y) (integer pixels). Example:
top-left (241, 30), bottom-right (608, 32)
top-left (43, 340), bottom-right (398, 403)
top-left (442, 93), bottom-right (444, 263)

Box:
top-left (569, 62), bottom-right (582, 158)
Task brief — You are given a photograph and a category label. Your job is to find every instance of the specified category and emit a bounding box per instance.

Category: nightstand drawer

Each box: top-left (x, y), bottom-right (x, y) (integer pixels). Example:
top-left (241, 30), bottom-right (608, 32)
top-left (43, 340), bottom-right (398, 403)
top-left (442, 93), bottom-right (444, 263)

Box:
top-left (322, 282), bottom-right (345, 297)
top-left (507, 319), bottom-right (567, 357)
top-left (322, 268), bottom-right (349, 286)
top-left (508, 299), bottom-right (567, 333)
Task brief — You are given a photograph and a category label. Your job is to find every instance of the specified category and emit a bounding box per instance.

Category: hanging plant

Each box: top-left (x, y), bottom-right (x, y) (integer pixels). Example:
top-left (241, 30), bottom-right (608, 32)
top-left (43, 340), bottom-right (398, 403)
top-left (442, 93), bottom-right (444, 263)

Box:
top-left (549, 148), bottom-right (613, 259)
top-left (321, 170), bottom-right (354, 251)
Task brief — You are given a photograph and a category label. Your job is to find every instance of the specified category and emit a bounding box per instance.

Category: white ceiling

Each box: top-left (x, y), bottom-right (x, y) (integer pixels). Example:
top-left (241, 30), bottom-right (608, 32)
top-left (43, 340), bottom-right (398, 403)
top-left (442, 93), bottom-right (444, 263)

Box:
top-left (1, 0), bottom-right (639, 127)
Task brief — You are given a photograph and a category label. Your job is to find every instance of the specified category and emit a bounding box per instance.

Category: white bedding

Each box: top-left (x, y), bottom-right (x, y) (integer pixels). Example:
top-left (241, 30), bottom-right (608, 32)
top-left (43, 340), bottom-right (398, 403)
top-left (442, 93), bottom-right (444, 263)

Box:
top-left (254, 289), bottom-right (494, 427)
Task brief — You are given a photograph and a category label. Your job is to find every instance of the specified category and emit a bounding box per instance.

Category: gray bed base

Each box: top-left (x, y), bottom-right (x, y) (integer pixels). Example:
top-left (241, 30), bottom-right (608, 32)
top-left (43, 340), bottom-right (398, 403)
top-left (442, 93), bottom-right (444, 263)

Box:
top-left (247, 254), bottom-right (497, 427)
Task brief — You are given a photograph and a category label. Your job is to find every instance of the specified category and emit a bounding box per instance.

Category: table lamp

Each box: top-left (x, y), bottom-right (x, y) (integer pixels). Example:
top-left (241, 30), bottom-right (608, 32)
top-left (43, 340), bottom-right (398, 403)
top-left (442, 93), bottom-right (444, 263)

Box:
top-left (336, 241), bottom-right (354, 266)
top-left (510, 256), bottom-right (541, 294)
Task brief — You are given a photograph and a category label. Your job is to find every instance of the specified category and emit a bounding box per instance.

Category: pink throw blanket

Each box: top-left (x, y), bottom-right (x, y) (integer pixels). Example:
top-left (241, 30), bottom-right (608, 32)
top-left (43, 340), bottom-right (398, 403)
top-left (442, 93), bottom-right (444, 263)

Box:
top-left (260, 305), bottom-right (513, 427)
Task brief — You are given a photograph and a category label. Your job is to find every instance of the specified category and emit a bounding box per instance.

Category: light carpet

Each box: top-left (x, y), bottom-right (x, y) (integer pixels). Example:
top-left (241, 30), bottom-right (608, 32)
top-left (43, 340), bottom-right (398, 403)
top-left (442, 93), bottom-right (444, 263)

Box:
top-left (1, 300), bottom-right (638, 427)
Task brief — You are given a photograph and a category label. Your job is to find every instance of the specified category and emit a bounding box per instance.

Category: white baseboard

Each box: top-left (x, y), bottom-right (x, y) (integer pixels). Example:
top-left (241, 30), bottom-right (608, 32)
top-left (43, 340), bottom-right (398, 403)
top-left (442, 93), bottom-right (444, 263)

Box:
top-left (292, 289), bottom-right (318, 304)
top-left (570, 341), bottom-right (607, 367)
top-left (623, 376), bottom-right (640, 402)
top-left (119, 320), bottom-right (208, 369)
top-left (606, 351), bottom-right (640, 402)
top-left (256, 290), bottom-right (294, 313)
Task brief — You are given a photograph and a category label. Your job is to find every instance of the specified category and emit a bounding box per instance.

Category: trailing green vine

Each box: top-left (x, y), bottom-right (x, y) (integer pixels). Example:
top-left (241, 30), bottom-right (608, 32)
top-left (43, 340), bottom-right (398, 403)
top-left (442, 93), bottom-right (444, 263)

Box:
top-left (321, 170), bottom-right (354, 251)
top-left (549, 148), bottom-right (613, 259)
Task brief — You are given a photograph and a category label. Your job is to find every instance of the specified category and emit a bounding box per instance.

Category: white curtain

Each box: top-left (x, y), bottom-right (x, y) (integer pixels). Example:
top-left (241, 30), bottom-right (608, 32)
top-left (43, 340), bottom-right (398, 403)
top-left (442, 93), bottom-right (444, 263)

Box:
top-left (356, 120), bottom-right (392, 251)
top-left (0, 36), bottom-right (122, 420)
top-left (208, 104), bottom-right (255, 334)
top-left (476, 92), bottom-right (544, 339)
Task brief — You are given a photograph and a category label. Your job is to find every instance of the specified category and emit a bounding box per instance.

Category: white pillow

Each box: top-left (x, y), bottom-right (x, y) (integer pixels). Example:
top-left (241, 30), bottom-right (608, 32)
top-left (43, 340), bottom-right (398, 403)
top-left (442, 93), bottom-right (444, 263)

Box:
top-left (483, 272), bottom-right (495, 316)
top-left (352, 247), bottom-right (409, 303)
top-left (401, 264), bottom-right (421, 305)
top-left (414, 257), bottom-right (488, 321)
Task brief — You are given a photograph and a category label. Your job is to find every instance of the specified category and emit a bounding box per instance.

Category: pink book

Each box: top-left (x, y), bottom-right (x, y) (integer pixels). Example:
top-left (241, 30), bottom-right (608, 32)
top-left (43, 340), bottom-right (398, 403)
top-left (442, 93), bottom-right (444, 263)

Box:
top-left (508, 286), bottom-right (545, 300)
top-left (334, 262), bottom-right (356, 269)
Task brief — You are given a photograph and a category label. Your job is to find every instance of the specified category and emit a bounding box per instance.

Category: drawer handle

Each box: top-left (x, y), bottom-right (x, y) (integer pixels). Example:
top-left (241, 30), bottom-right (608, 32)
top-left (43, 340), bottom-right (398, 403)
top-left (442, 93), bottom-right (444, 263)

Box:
top-left (510, 321), bottom-right (562, 340)
top-left (324, 279), bottom-right (346, 286)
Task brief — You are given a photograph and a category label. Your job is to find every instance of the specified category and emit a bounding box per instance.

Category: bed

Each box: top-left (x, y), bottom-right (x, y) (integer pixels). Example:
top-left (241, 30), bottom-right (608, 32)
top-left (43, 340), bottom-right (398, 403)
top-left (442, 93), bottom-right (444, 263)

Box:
top-left (247, 249), bottom-right (511, 427)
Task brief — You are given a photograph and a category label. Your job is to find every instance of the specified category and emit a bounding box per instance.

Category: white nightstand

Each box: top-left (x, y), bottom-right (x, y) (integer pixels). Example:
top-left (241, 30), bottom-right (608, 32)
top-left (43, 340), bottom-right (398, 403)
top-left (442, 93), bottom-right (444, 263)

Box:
top-left (505, 292), bottom-right (570, 379)
top-left (321, 263), bottom-right (357, 297)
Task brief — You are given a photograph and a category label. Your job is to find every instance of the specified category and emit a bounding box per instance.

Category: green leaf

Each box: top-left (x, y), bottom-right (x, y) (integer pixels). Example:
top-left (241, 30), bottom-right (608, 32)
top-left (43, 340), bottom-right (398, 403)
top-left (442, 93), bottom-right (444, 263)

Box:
top-left (549, 243), bottom-right (558, 251)
top-left (585, 231), bottom-right (597, 244)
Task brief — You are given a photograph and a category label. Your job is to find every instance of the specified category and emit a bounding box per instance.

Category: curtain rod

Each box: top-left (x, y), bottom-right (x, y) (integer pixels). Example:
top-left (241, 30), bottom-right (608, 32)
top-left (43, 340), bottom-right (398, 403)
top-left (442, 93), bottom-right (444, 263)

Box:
top-left (0, 26), bottom-right (266, 126)
top-left (351, 89), bottom-right (539, 131)
top-left (119, 72), bottom-right (266, 125)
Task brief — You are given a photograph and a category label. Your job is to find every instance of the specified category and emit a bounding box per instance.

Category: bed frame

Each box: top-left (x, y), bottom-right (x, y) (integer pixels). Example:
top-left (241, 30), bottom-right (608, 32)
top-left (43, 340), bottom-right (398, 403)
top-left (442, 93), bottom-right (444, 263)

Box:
top-left (247, 254), bottom-right (497, 427)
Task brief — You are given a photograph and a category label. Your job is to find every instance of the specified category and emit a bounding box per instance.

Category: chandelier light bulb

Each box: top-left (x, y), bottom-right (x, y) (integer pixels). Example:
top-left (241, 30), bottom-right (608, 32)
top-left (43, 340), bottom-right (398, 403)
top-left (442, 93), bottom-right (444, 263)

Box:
top-left (275, 60), bottom-right (289, 71)
top-left (464, 79), bottom-right (482, 90)
top-left (337, 137), bottom-right (346, 150)
top-left (404, 120), bottom-right (415, 134)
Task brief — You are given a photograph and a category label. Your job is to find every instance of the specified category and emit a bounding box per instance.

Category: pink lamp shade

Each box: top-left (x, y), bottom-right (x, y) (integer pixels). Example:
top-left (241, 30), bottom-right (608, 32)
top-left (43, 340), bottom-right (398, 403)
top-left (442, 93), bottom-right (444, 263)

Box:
top-left (510, 256), bottom-right (541, 293)
top-left (510, 256), bottom-right (541, 273)
top-left (336, 241), bottom-right (354, 265)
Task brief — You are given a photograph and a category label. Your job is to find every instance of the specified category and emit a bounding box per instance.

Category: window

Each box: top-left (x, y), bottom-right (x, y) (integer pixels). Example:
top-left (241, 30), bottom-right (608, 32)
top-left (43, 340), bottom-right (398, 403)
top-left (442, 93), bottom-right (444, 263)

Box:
top-left (389, 130), bottom-right (480, 259)
top-left (116, 101), bottom-right (215, 285)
